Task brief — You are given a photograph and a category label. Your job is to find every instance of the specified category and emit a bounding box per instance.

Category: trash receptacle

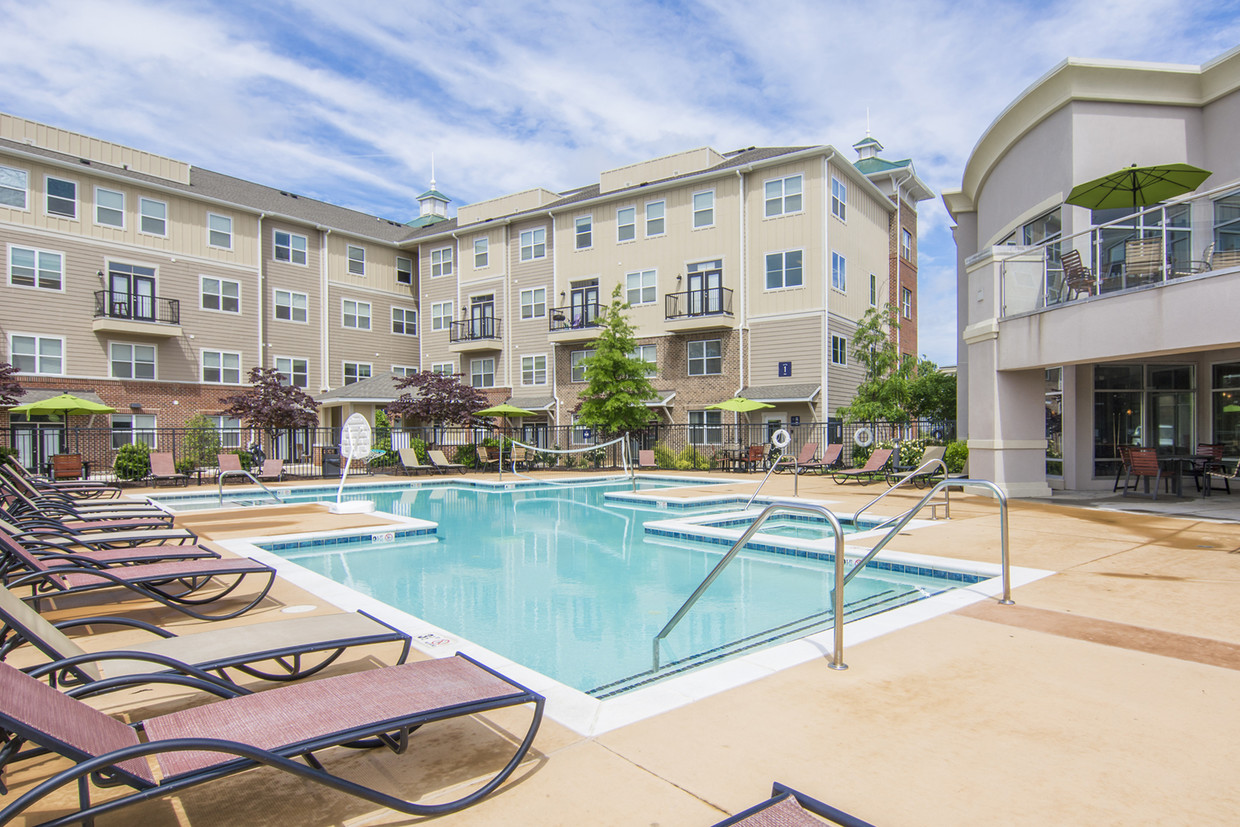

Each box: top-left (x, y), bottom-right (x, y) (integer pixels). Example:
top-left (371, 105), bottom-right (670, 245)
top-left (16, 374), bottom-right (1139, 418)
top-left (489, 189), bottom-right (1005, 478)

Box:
top-left (322, 446), bottom-right (341, 478)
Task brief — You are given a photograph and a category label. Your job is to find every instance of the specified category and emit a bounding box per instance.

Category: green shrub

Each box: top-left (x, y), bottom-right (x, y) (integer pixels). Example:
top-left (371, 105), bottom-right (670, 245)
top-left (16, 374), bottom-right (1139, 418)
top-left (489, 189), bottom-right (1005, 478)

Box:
top-left (410, 437), bottom-right (428, 464)
top-left (182, 414), bottom-right (221, 469)
top-left (453, 445), bottom-right (478, 467)
top-left (652, 444), bottom-right (677, 469)
top-left (175, 458), bottom-right (195, 475)
top-left (114, 443), bottom-right (151, 481)
top-left (674, 446), bottom-right (712, 471)
top-left (945, 440), bottom-right (969, 473)
top-left (0, 445), bottom-right (19, 460)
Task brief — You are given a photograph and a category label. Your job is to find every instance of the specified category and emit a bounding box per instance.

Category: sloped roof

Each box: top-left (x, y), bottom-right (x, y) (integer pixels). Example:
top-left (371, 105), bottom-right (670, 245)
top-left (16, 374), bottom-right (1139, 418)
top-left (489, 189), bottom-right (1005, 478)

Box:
top-left (506, 395), bottom-right (555, 411)
top-left (316, 373), bottom-right (412, 404)
top-left (739, 384), bottom-right (821, 403)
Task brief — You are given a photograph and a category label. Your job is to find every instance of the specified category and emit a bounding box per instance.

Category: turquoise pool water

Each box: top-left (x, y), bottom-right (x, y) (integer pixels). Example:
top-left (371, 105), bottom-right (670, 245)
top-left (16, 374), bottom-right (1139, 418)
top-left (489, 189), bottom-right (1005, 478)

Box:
top-left (251, 481), bottom-right (982, 695)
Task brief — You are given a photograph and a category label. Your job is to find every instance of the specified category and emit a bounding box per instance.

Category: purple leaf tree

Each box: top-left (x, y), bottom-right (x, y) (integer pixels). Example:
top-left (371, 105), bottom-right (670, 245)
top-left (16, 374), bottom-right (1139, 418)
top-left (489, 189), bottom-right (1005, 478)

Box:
top-left (222, 368), bottom-right (320, 445)
top-left (0, 362), bottom-right (26, 407)
top-left (386, 371), bottom-right (488, 426)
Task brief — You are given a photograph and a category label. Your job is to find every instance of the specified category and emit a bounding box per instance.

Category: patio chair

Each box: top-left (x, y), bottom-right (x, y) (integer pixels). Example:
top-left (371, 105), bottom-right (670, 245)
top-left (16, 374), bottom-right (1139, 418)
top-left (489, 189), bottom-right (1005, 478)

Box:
top-left (1113, 445), bottom-right (1138, 492)
top-left (1059, 249), bottom-right (1097, 299)
top-left (4, 456), bottom-right (119, 499)
top-left (887, 445), bottom-right (948, 488)
top-left (49, 453), bottom-right (85, 481)
top-left (802, 443), bottom-right (845, 474)
top-left (427, 449), bottom-right (467, 474)
top-left (148, 452), bottom-right (189, 487)
top-left (1122, 447), bottom-right (1166, 500)
top-left (774, 442), bottom-right (819, 474)
top-left (830, 448), bottom-right (894, 485)
top-left (638, 450), bottom-right (657, 469)
top-left (0, 512), bottom-right (198, 550)
top-left (1188, 443), bottom-right (1229, 494)
top-left (476, 446), bottom-right (501, 471)
top-left (0, 653), bottom-right (543, 823)
top-left (1204, 455), bottom-right (1239, 495)
top-left (1123, 237), bottom-right (1164, 286)
top-left (1208, 247), bottom-right (1240, 271)
top-left (217, 452), bottom-right (244, 482)
top-left (710, 782), bottom-right (877, 827)
top-left (256, 459), bottom-right (284, 482)
top-left (396, 447), bottom-right (434, 476)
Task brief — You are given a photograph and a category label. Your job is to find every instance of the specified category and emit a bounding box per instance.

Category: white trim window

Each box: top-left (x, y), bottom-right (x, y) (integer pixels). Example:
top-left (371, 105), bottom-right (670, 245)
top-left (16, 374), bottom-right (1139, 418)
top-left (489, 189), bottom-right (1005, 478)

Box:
top-left (575, 215), bottom-right (592, 249)
top-left (274, 230), bottom-right (308, 265)
top-left (9, 246), bottom-right (63, 291)
top-left (346, 244), bottom-right (366, 276)
top-left (139, 198), bottom-right (167, 236)
top-left (692, 191), bottom-right (715, 228)
top-left (470, 357), bottom-right (495, 388)
top-left (110, 342), bottom-right (156, 380)
top-left (522, 354), bottom-right (547, 386)
top-left (520, 228), bottom-right (546, 261)
top-left (96, 188), bottom-right (125, 228)
top-left (206, 415), bottom-right (242, 449)
top-left (869, 273), bottom-right (878, 306)
top-left (431, 301), bottom-right (453, 331)
top-left (274, 356), bottom-right (309, 388)
top-left (202, 350), bottom-right (242, 384)
top-left (10, 334), bottom-right (64, 375)
top-left (392, 365), bottom-right (417, 378)
top-left (831, 334), bottom-right (847, 366)
top-left (765, 174), bottom-right (803, 217)
top-left (521, 287), bottom-right (546, 319)
top-left (473, 238), bottom-right (488, 269)
top-left (343, 362), bottom-right (372, 385)
top-left (687, 339), bottom-right (721, 376)
top-left (342, 299), bottom-right (371, 330)
top-left (630, 343), bottom-right (657, 377)
top-left (902, 286), bottom-right (913, 319)
top-left (207, 213), bottom-right (232, 249)
top-left (688, 410), bottom-right (723, 444)
top-left (765, 250), bottom-right (803, 289)
top-left (0, 164), bottom-right (28, 209)
top-left (45, 176), bottom-right (77, 218)
top-left (201, 276), bottom-right (241, 313)
top-left (617, 207), bottom-right (636, 242)
top-left (396, 255), bottom-right (414, 284)
top-left (902, 228), bottom-right (913, 261)
top-left (431, 362), bottom-right (454, 375)
top-left (430, 247), bottom-right (452, 277)
top-left (111, 414), bottom-right (157, 449)
top-left (831, 176), bottom-right (847, 221)
top-left (392, 306), bottom-right (417, 336)
top-left (645, 200), bottom-right (665, 236)
top-left (570, 349), bottom-right (592, 383)
top-left (626, 269), bottom-right (656, 305)
top-left (831, 251), bottom-right (847, 291)
top-left (274, 289), bottom-right (308, 323)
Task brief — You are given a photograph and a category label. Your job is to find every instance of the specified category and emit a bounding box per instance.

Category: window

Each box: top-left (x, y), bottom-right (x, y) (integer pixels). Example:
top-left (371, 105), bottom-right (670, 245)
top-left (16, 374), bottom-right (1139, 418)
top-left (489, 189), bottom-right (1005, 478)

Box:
top-left (201, 277), bottom-right (241, 313)
top-left (630, 344), bottom-right (657, 377)
top-left (431, 302), bottom-right (453, 331)
top-left (473, 238), bottom-right (488, 268)
top-left (1214, 191), bottom-right (1240, 252)
top-left (346, 244), bottom-right (365, 275)
top-left (10, 334), bottom-right (63, 375)
top-left (688, 410), bottom-right (722, 444)
top-left (831, 252), bottom-right (846, 291)
top-left (207, 213), bottom-right (232, 248)
top-left (687, 339), bottom-right (721, 376)
top-left (96, 188), bottom-right (124, 228)
top-left (139, 198), bottom-right (167, 236)
top-left (1212, 362), bottom-right (1240, 456)
top-left (202, 350), bottom-right (241, 384)
top-left (869, 274), bottom-right (878, 306)
top-left (902, 228), bottom-right (913, 261)
top-left (617, 207), bottom-right (636, 242)
top-left (274, 289), bottom-right (308, 323)
top-left (520, 228), bottom-right (546, 261)
top-left (626, 269), bottom-right (656, 305)
top-left (766, 175), bottom-right (804, 217)
top-left (1093, 364), bottom-right (1195, 477)
top-left (274, 230), bottom-right (308, 265)
top-left (522, 355), bottom-right (547, 385)
top-left (470, 358), bottom-right (495, 388)
top-left (431, 362), bottom-right (454, 375)
top-left (0, 164), bottom-right (28, 209)
top-left (570, 349), bottom-right (592, 382)
top-left (521, 287), bottom-right (546, 319)
top-left (342, 299), bottom-right (371, 330)
top-left (1046, 368), bottom-right (1063, 476)
top-left (902, 287), bottom-right (913, 319)
top-left (575, 215), bottom-right (592, 249)
top-left (392, 365), bottom-right (417, 378)
top-left (45, 176), bottom-right (76, 218)
top-left (765, 251), bottom-right (803, 289)
top-left (831, 335), bottom-right (847, 366)
top-left (430, 247), bottom-right (452, 277)
top-left (392, 306), bottom-right (417, 336)
top-left (111, 414), bottom-right (157, 449)
top-left (831, 176), bottom-right (846, 220)
top-left (343, 362), bottom-right (372, 385)
top-left (645, 200), bottom-right (665, 236)
top-left (396, 256), bottom-right (413, 284)
top-left (110, 342), bottom-right (156, 379)
top-left (206, 415), bottom-right (242, 449)
top-left (692, 191), bottom-right (714, 228)
top-left (275, 356), bottom-right (308, 388)
top-left (9, 246), bottom-right (63, 290)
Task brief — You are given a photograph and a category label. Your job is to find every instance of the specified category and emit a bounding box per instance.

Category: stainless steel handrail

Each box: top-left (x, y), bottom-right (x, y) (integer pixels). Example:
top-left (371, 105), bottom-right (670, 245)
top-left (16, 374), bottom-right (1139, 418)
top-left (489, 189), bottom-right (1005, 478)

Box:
top-left (217, 470), bottom-right (284, 507)
top-left (653, 502), bottom-right (848, 672)
top-left (744, 449), bottom-right (791, 508)
top-left (854, 458), bottom-right (950, 531)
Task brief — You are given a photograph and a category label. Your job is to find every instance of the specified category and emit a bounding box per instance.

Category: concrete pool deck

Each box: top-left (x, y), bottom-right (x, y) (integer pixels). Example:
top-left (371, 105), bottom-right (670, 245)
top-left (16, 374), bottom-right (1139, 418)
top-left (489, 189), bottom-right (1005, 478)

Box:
top-left (5, 470), bottom-right (1239, 825)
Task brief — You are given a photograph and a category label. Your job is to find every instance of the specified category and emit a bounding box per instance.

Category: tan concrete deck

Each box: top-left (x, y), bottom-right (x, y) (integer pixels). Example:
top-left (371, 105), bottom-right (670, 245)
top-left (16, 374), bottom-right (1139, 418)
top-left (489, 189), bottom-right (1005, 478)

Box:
top-left (5, 471), bottom-right (1239, 825)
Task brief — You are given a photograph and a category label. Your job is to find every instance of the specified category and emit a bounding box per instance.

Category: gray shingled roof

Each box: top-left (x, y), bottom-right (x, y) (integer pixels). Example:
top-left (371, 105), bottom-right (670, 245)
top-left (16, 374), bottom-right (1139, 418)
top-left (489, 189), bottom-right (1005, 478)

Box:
top-left (316, 373), bottom-right (413, 404)
top-left (506, 395), bottom-right (555, 411)
top-left (739, 384), bottom-right (821, 402)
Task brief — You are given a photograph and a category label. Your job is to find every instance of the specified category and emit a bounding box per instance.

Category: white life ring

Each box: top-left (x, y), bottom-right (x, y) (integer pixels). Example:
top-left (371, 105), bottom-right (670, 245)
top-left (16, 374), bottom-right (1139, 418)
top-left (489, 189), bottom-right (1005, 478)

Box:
top-left (931, 428), bottom-right (945, 441)
top-left (771, 428), bottom-right (792, 449)
top-left (854, 427), bottom-right (874, 448)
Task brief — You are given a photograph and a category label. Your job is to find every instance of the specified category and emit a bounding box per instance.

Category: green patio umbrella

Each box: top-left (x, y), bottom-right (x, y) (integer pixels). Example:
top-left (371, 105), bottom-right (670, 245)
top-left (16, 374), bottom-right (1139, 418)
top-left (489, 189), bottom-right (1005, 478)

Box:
top-left (9, 392), bottom-right (116, 416)
top-left (475, 403), bottom-right (536, 480)
top-left (706, 397), bottom-right (775, 413)
top-left (1065, 163), bottom-right (1212, 211)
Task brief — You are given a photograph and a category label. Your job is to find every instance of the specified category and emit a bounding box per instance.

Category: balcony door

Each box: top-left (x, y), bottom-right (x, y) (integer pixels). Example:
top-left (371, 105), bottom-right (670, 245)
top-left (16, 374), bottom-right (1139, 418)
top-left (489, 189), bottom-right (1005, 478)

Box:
top-left (469, 294), bottom-right (494, 339)
top-left (109, 263), bottom-right (156, 321)
top-left (570, 280), bottom-right (598, 327)
top-left (687, 260), bottom-right (722, 315)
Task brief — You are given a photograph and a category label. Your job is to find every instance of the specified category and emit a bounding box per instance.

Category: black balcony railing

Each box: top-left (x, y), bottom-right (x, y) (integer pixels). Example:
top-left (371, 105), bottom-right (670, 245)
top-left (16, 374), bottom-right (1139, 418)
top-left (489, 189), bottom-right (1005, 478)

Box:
top-left (549, 303), bottom-right (602, 333)
top-left (93, 290), bottom-right (180, 324)
top-left (449, 317), bottom-right (502, 343)
top-left (665, 286), bottom-right (733, 320)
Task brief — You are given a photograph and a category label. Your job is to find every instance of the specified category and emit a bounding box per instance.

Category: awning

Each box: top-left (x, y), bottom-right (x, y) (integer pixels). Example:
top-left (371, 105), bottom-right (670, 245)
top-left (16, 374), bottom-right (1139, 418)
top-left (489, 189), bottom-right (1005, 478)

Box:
top-left (316, 373), bottom-right (412, 406)
top-left (505, 395), bottom-right (555, 412)
top-left (645, 391), bottom-right (676, 408)
top-left (738, 384), bottom-right (821, 404)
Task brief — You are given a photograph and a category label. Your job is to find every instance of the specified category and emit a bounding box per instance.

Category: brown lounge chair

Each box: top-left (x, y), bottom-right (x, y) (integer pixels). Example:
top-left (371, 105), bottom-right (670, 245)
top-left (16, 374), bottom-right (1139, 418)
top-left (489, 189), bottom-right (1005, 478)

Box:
top-left (396, 447), bottom-right (434, 476)
top-left (0, 653), bottom-right (543, 823)
top-left (217, 452), bottom-right (244, 482)
top-left (886, 445), bottom-right (947, 488)
top-left (256, 459), bottom-right (284, 482)
top-left (148, 452), bottom-right (189, 487)
top-left (475, 446), bottom-right (501, 471)
top-left (711, 782), bottom-right (877, 827)
top-left (427, 449), bottom-right (467, 474)
top-left (4, 455), bottom-right (119, 499)
top-left (830, 448), bottom-right (894, 485)
top-left (638, 449), bottom-right (657, 469)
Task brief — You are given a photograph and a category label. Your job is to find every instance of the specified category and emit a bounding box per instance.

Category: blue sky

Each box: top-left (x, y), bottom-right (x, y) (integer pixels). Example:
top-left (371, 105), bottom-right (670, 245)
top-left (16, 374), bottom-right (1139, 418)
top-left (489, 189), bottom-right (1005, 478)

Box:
top-left (2, 0), bottom-right (1237, 365)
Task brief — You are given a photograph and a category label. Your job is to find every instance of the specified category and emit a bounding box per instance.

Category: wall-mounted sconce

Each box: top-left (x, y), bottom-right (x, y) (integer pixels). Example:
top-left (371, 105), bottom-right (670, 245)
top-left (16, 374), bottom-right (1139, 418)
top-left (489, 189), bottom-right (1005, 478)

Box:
top-left (559, 291), bottom-right (566, 303)
top-left (129, 402), bottom-right (142, 410)
top-left (675, 273), bottom-right (682, 284)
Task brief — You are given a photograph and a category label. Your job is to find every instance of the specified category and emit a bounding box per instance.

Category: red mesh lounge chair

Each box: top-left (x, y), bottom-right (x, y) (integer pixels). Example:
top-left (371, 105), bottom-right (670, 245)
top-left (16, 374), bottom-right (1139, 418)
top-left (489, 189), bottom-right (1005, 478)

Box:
top-left (710, 782), bottom-right (877, 827)
top-left (148, 453), bottom-right (189, 487)
top-left (774, 442), bottom-right (819, 474)
top-left (830, 448), bottom-right (894, 485)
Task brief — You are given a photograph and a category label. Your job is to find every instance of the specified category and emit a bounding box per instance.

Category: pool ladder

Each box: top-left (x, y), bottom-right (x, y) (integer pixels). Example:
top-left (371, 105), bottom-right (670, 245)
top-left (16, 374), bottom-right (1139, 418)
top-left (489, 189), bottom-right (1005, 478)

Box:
top-left (652, 478), bottom-right (1012, 673)
top-left (217, 470), bottom-right (285, 507)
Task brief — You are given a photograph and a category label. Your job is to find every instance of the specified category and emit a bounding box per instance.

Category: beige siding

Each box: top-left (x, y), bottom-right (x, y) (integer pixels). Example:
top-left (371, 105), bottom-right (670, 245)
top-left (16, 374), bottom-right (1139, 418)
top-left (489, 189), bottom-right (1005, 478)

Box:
top-left (417, 235), bottom-right (461, 374)
top-left (749, 315), bottom-right (823, 387)
top-left (746, 159), bottom-right (825, 317)
top-left (1, 114), bottom-right (190, 183)
top-left (263, 221), bottom-right (323, 387)
top-left (325, 285), bottom-right (419, 388)
top-left (824, 161), bottom-right (892, 324)
top-left (826, 314), bottom-right (865, 416)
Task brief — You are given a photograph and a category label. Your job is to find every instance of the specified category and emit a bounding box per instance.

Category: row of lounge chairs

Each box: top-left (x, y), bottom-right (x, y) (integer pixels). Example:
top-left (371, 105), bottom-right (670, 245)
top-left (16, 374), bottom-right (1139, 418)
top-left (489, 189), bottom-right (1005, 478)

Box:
top-left (394, 446), bottom-right (536, 475)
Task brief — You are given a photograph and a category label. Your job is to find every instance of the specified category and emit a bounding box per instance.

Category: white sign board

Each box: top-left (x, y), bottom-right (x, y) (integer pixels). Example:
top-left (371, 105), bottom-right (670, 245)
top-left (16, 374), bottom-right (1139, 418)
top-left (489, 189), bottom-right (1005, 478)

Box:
top-left (339, 412), bottom-right (373, 460)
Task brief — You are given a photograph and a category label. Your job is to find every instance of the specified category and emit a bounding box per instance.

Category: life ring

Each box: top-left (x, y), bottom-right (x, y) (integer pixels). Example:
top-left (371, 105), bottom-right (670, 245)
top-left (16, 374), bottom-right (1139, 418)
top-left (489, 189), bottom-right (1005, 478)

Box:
top-left (931, 428), bottom-right (945, 441)
top-left (771, 428), bottom-right (791, 449)
top-left (854, 427), bottom-right (874, 448)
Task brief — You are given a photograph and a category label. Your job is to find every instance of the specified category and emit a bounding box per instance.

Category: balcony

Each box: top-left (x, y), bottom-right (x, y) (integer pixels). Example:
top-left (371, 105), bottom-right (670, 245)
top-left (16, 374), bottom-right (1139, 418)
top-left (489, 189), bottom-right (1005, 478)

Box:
top-left (92, 290), bottom-right (182, 337)
top-left (664, 286), bottom-right (734, 333)
top-left (449, 317), bottom-right (502, 352)
top-left (547, 303), bottom-right (602, 343)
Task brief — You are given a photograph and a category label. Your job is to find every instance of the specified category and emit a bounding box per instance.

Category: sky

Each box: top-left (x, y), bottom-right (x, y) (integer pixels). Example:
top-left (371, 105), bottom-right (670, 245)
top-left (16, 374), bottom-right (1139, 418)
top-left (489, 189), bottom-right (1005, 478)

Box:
top-left (2, 0), bottom-right (1238, 366)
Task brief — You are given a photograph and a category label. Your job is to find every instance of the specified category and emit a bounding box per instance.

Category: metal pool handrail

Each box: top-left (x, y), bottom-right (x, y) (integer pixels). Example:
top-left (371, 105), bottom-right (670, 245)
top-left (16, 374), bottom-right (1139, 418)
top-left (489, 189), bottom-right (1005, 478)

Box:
top-left (217, 470), bottom-right (284, 507)
top-left (853, 458), bottom-right (950, 531)
top-left (744, 448), bottom-right (792, 508)
top-left (653, 502), bottom-right (849, 673)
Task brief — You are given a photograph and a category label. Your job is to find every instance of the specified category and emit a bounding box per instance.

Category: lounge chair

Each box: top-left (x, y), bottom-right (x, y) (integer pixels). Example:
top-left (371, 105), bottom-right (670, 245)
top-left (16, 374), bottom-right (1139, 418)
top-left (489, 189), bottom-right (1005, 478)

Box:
top-left (4, 456), bottom-right (119, 499)
top-left (476, 446), bottom-right (501, 471)
top-left (1, 470), bottom-right (174, 524)
top-left (886, 445), bottom-right (947, 488)
top-left (427, 449), bottom-right (467, 474)
top-left (0, 523), bottom-right (217, 570)
top-left (638, 449), bottom-right (657, 469)
top-left (712, 782), bottom-right (877, 827)
top-left (396, 447), bottom-right (434, 476)
top-left (774, 442), bottom-right (822, 474)
top-left (217, 452), bottom-right (244, 482)
top-left (830, 448), bottom-right (894, 485)
top-left (148, 452), bottom-right (189, 487)
top-left (256, 459), bottom-right (284, 482)
top-left (0, 513), bottom-right (198, 549)
top-left (0, 653), bottom-right (543, 823)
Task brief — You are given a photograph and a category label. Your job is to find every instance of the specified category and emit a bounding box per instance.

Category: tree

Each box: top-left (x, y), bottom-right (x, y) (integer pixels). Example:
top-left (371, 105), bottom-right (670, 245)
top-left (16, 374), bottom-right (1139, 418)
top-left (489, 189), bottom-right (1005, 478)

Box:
top-left (386, 371), bottom-right (488, 426)
top-left (576, 284), bottom-right (659, 435)
top-left (905, 357), bottom-right (956, 423)
top-left (837, 305), bottom-right (911, 424)
top-left (182, 414), bottom-right (223, 469)
top-left (0, 361), bottom-right (26, 407)
top-left (222, 367), bottom-right (320, 445)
